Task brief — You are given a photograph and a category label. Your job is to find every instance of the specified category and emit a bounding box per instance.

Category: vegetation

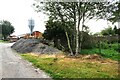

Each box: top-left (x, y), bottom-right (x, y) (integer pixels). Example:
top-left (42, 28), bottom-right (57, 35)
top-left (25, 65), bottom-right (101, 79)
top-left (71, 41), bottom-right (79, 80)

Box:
top-left (43, 20), bottom-right (93, 52)
top-left (20, 40), bottom-right (119, 78)
top-left (81, 49), bottom-right (119, 61)
top-left (0, 20), bottom-right (14, 40)
top-left (108, 2), bottom-right (120, 23)
top-left (33, 1), bottom-right (117, 56)
top-left (0, 40), bottom-right (9, 43)
top-left (101, 27), bottom-right (114, 36)
top-left (21, 53), bottom-right (118, 79)
top-left (17, 1), bottom-right (120, 79)
top-left (101, 26), bottom-right (119, 36)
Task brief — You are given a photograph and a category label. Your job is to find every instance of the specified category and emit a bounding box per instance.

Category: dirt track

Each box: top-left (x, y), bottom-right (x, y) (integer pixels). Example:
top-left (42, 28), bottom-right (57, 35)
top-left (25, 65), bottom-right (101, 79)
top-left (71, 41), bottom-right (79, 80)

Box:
top-left (0, 43), bottom-right (51, 79)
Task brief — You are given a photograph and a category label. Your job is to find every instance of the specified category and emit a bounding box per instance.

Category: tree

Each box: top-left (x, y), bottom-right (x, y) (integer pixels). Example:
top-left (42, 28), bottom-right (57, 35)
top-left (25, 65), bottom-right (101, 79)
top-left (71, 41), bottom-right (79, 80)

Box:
top-left (101, 27), bottom-right (115, 36)
top-left (113, 26), bottom-right (120, 35)
top-left (113, 25), bottom-right (118, 35)
top-left (34, 2), bottom-right (76, 55)
top-left (0, 20), bottom-right (14, 40)
top-left (93, 32), bottom-right (102, 36)
top-left (43, 18), bottom-right (74, 54)
top-left (33, 1), bottom-right (116, 55)
top-left (108, 2), bottom-right (120, 23)
top-left (43, 19), bottom-right (66, 49)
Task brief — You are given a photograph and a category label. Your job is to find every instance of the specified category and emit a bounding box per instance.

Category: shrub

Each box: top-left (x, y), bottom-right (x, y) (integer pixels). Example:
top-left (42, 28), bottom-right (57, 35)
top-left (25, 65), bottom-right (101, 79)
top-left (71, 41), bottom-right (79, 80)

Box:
top-left (81, 32), bottom-right (96, 49)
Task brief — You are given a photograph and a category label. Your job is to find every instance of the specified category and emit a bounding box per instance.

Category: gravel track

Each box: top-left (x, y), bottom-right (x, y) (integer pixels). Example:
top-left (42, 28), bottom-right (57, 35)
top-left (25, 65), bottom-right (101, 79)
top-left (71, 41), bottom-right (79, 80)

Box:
top-left (0, 43), bottom-right (51, 79)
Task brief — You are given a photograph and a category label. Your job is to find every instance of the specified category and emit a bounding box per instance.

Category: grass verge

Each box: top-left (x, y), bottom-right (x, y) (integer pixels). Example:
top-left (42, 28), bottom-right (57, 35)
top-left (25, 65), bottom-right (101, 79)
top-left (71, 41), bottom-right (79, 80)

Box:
top-left (21, 53), bottom-right (119, 79)
top-left (81, 49), bottom-right (120, 61)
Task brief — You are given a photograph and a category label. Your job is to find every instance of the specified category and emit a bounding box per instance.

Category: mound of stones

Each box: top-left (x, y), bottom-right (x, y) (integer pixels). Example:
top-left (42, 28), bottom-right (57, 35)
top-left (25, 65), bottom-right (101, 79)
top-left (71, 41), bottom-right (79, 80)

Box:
top-left (11, 38), bottom-right (61, 54)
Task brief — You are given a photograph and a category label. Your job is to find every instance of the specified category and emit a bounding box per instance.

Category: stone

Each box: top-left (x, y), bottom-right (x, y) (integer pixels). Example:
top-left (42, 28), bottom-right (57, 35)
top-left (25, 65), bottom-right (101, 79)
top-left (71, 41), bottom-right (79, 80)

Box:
top-left (11, 38), bottom-right (61, 54)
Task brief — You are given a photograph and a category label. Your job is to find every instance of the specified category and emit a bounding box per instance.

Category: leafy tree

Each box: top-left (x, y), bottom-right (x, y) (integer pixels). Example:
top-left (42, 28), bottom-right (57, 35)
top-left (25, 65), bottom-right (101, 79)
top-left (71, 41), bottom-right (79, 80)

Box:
top-left (33, 1), bottom-right (116, 55)
top-left (101, 27), bottom-right (115, 36)
top-left (118, 28), bottom-right (120, 35)
top-left (113, 26), bottom-right (120, 35)
top-left (0, 20), bottom-right (14, 40)
top-left (43, 19), bottom-right (74, 52)
top-left (34, 2), bottom-right (76, 55)
top-left (44, 19), bottom-right (94, 51)
top-left (93, 32), bottom-right (102, 36)
top-left (108, 2), bottom-right (120, 23)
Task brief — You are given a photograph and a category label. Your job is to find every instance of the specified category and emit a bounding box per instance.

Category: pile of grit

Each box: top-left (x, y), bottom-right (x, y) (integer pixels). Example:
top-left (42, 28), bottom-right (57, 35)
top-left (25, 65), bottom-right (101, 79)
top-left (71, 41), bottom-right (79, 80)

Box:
top-left (11, 38), bottom-right (61, 54)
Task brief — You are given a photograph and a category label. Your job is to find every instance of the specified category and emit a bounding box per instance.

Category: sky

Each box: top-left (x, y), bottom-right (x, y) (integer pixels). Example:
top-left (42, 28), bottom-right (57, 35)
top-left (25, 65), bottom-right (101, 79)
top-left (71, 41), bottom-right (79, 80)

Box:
top-left (0, 0), bottom-right (48, 36)
top-left (0, 0), bottom-right (118, 36)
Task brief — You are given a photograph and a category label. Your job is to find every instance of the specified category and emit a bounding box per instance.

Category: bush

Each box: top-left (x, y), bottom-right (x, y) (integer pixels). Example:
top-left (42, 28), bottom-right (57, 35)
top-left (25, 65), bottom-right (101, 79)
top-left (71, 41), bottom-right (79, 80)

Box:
top-left (95, 41), bottom-right (119, 52)
top-left (100, 42), bottom-right (109, 49)
top-left (81, 32), bottom-right (96, 49)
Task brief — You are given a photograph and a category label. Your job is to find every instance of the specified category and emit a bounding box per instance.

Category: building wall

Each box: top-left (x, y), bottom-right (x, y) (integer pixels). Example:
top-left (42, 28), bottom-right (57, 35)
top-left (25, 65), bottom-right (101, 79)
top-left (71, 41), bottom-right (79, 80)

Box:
top-left (23, 31), bottom-right (43, 39)
top-left (32, 31), bottom-right (43, 38)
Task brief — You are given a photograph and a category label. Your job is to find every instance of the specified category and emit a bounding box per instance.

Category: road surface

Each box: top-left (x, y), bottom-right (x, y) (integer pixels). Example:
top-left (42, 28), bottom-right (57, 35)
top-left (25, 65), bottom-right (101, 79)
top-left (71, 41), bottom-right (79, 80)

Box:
top-left (0, 43), bottom-right (51, 79)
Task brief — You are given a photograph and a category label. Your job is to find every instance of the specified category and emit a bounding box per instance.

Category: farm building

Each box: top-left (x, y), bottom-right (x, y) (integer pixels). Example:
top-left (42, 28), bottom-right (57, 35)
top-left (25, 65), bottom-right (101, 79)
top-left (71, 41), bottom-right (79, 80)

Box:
top-left (23, 31), bottom-right (43, 39)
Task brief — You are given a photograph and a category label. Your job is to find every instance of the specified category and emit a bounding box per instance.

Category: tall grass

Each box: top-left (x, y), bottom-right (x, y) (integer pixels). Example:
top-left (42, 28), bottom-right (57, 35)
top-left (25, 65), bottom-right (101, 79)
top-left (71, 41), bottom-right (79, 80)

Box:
top-left (81, 43), bottom-right (119, 61)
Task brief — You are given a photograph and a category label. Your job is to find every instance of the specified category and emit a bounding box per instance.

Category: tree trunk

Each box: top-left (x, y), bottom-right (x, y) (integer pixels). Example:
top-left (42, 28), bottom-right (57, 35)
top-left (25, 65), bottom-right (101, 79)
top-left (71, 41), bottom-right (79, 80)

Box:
top-left (75, 22), bottom-right (80, 55)
top-left (79, 28), bottom-right (83, 53)
top-left (73, 2), bottom-right (76, 53)
top-left (65, 30), bottom-right (73, 56)
top-left (79, 13), bottom-right (85, 53)
top-left (3, 35), bottom-right (7, 40)
top-left (75, 2), bottom-right (81, 55)
top-left (57, 5), bottom-right (74, 56)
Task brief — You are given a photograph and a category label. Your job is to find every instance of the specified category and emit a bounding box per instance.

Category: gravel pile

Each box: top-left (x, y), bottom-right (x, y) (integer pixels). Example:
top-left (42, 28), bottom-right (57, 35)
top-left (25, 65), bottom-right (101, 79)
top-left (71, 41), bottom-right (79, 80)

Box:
top-left (33, 43), bottom-right (61, 54)
top-left (11, 38), bottom-right (61, 54)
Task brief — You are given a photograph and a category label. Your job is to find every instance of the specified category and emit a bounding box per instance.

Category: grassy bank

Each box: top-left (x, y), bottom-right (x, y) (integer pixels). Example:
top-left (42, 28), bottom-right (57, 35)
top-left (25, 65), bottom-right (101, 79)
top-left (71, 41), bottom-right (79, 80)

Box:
top-left (81, 49), bottom-right (119, 61)
top-left (21, 53), bottom-right (119, 79)
top-left (81, 43), bottom-right (119, 61)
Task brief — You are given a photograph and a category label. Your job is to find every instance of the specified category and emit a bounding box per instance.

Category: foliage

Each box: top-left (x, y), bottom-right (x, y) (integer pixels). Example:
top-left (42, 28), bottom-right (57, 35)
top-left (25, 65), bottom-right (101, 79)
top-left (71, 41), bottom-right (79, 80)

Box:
top-left (81, 48), bottom-right (119, 61)
top-left (43, 19), bottom-right (94, 51)
top-left (108, 2), bottom-right (120, 23)
top-left (113, 26), bottom-right (120, 37)
top-left (101, 27), bottom-right (115, 36)
top-left (43, 20), bottom-right (65, 40)
top-left (100, 25), bottom-right (120, 36)
top-left (81, 32), bottom-right (96, 49)
top-left (81, 42), bottom-right (120, 60)
top-left (21, 54), bottom-right (118, 79)
top-left (43, 19), bottom-right (74, 51)
top-left (0, 40), bottom-right (9, 43)
top-left (33, 1), bottom-right (117, 55)
top-left (81, 42), bottom-right (119, 61)
top-left (0, 20), bottom-right (14, 40)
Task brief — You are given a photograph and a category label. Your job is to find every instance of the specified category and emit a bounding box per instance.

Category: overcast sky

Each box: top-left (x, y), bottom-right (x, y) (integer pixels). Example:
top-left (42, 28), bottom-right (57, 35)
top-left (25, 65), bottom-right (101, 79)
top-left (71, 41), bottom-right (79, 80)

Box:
top-left (0, 0), bottom-right (118, 36)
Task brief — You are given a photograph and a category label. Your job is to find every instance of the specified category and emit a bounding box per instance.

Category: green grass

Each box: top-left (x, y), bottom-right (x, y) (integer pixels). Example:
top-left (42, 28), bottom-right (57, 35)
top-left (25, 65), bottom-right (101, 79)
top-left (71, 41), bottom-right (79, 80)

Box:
top-left (0, 40), bottom-right (9, 43)
top-left (21, 54), bottom-right (118, 79)
top-left (20, 43), bottom-right (119, 79)
top-left (81, 43), bottom-right (119, 61)
top-left (81, 48), bottom-right (119, 61)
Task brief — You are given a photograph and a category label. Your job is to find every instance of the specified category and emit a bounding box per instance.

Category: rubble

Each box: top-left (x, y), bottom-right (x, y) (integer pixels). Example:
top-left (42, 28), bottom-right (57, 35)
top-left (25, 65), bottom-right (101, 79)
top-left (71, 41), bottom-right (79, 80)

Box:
top-left (11, 38), bottom-right (61, 54)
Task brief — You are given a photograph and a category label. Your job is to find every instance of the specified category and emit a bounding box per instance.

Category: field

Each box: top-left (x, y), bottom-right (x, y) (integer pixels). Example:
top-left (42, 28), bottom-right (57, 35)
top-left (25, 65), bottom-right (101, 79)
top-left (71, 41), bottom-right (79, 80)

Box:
top-left (21, 53), bottom-right (119, 79)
